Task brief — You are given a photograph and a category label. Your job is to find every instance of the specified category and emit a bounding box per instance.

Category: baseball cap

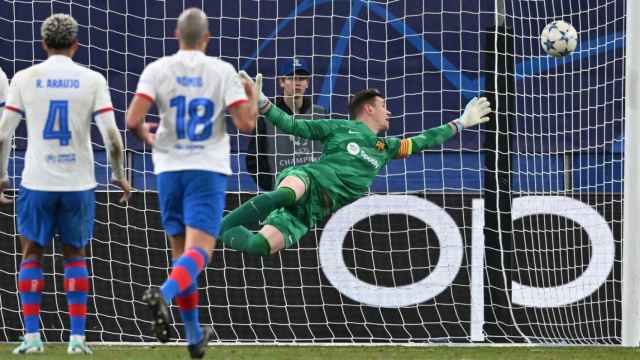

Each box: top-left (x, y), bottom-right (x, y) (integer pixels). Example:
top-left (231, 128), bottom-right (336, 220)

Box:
top-left (278, 58), bottom-right (310, 77)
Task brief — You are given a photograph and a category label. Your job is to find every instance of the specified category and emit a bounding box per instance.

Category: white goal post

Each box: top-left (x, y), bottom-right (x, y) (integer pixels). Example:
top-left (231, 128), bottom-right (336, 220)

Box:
top-left (622, 0), bottom-right (640, 347)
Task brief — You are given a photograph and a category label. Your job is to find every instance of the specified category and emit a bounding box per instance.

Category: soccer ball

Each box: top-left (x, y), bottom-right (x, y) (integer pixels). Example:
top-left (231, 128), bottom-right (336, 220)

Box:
top-left (540, 20), bottom-right (578, 57)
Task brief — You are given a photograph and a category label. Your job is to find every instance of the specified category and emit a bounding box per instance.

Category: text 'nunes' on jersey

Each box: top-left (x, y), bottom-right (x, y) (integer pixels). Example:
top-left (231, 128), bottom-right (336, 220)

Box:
top-left (135, 50), bottom-right (248, 175)
top-left (5, 55), bottom-right (113, 191)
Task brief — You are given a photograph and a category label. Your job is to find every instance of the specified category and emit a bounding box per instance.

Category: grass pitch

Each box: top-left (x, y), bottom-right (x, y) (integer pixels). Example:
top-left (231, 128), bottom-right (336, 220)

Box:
top-left (0, 344), bottom-right (639, 360)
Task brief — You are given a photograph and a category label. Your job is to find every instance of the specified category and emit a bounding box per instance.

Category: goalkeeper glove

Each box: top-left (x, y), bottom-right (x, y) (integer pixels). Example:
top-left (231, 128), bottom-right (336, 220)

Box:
top-left (238, 71), bottom-right (269, 111)
top-left (451, 96), bottom-right (492, 132)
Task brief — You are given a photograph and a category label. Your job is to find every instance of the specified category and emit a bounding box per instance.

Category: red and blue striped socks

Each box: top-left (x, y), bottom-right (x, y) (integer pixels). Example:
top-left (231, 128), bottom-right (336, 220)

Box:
top-left (64, 258), bottom-right (89, 336)
top-left (160, 247), bottom-right (208, 304)
top-left (18, 259), bottom-right (44, 335)
top-left (176, 283), bottom-right (203, 344)
top-left (165, 249), bottom-right (208, 345)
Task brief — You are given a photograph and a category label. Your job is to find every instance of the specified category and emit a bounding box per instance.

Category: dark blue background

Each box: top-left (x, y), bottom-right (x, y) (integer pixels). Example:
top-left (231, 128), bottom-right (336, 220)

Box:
top-left (0, 0), bottom-right (624, 193)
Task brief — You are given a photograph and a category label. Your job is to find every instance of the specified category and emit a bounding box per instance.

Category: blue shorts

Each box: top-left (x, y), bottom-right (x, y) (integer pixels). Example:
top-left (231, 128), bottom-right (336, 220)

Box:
top-left (17, 186), bottom-right (96, 249)
top-left (157, 170), bottom-right (227, 238)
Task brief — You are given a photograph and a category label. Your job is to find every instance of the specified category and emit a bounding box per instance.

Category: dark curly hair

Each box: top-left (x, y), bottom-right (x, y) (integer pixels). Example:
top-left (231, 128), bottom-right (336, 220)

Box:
top-left (41, 14), bottom-right (78, 50)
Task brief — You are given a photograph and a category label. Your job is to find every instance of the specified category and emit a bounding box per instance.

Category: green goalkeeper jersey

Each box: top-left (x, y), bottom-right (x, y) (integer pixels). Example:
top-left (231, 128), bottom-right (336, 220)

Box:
top-left (262, 104), bottom-right (456, 210)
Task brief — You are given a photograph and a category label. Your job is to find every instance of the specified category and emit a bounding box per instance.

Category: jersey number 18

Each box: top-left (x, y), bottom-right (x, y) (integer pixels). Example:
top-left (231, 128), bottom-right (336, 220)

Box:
top-left (169, 96), bottom-right (215, 141)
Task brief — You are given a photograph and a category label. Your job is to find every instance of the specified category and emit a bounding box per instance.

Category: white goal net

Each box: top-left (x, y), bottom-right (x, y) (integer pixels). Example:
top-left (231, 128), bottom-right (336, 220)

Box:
top-left (0, 0), bottom-right (626, 344)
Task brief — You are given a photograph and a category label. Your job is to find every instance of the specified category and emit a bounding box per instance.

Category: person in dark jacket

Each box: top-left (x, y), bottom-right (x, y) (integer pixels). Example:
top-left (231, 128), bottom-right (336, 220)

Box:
top-left (246, 58), bottom-right (327, 191)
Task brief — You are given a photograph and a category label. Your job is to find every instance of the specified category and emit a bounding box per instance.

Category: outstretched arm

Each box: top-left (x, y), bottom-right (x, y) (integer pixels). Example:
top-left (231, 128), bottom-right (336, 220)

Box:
top-left (395, 123), bottom-right (456, 158)
top-left (262, 104), bottom-right (341, 140)
top-left (393, 97), bottom-right (492, 158)
top-left (238, 71), bottom-right (341, 140)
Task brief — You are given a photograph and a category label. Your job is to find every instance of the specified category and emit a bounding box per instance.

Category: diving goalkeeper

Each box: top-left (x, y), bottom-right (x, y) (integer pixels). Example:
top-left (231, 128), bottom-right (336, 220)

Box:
top-left (220, 72), bottom-right (491, 256)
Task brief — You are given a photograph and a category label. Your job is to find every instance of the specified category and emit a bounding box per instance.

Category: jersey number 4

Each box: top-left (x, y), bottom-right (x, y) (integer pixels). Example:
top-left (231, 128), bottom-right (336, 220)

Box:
top-left (170, 96), bottom-right (215, 141)
top-left (43, 100), bottom-right (71, 146)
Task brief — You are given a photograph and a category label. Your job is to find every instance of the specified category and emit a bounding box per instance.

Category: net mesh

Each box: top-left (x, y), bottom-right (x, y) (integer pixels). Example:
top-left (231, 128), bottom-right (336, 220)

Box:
top-left (0, 0), bottom-right (624, 344)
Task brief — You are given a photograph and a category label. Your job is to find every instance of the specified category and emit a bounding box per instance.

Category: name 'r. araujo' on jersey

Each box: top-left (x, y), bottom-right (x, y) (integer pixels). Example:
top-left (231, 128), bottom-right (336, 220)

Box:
top-left (2, 55), bottom-right (114, 191)
top-left (262, 104), bottom-right (456, 210)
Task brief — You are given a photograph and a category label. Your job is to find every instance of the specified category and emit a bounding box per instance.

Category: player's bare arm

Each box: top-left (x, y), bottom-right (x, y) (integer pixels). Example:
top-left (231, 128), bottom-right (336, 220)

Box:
top-left (95, 110), bottom-right (130, 202)
top-left (126, 94), bottom-right (157, 145)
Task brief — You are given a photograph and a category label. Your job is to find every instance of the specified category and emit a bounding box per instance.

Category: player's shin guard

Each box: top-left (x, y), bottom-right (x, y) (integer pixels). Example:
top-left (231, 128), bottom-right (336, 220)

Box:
top-left (160, 247), bottom-right (208, 304)
top-left (220, 187), bottom-right (296, 233)
top-left (64, 257), bottom-right (89, 336)
top-left (176, 283), bottom-right (203, 345)
top-left (18, 259), bottom-right (44, 335)
top-left (222, 226), bottom-right (271, 256)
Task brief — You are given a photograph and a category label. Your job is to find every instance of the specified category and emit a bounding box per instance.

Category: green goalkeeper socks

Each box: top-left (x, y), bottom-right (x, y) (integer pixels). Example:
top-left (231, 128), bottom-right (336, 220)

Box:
top-left (222, 226), bottom-right (271, 256)
top-left (221, 187), bottom-right (296, 234)
top-left (218, 187), bottom-right (296, 256)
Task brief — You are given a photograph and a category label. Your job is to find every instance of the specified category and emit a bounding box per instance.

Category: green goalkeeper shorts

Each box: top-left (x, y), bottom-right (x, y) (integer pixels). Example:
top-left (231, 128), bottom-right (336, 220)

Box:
top-left (264, 165), bottom-right (333, 248)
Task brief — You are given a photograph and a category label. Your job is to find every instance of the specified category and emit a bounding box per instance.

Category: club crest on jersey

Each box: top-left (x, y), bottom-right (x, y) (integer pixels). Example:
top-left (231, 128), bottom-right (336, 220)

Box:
top-left (347, 142), bottom-right (360, 155)
top-left (375, 140), bottom-right (385, 151)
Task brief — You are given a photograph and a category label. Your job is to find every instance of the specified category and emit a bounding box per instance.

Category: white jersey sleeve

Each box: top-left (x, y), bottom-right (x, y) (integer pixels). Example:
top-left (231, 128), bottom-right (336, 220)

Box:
top-left (223, 64), bottom-right (248, 108)
top-left (92, 73), bottom-right (124, 181)
top-left (93, 74), bottom-right (113, 113)
top-left (0, 69), bottom-right (12, 181)
top-left (4, 71), bottom-right (25, 116)
top-left (135, 63), bottom-right (159, 102)
top-left (0, 69), bottom-right (8, 109)
top-left (0, 68), bottom-right (14, 134)
top-left (0, 71), bottom-right (25, 140)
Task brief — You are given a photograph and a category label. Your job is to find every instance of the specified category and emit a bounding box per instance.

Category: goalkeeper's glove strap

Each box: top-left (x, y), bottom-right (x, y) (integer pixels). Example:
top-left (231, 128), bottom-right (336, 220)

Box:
top-left (451, 119), bottom-right (464, 134)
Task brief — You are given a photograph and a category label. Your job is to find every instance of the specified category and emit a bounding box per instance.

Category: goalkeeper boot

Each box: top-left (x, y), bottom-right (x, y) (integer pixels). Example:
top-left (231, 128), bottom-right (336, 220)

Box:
top-left (67, 335), bottom-right (93, 355)
top-left (12, 333), bottom-right (44, 354)
top-left (187, 326), bottom-right (213, 359)
top-left (142, 287), bottom-right (171, 343)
